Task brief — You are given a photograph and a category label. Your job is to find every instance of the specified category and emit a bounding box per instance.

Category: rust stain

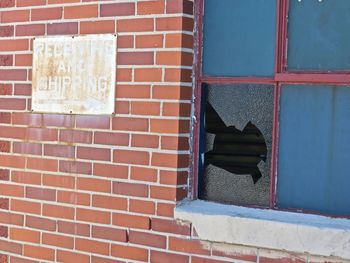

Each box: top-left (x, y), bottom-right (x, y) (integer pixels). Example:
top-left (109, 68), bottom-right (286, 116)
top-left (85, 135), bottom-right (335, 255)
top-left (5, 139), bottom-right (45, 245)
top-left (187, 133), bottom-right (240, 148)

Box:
top-left (31, 35), bottom-right (117, 115)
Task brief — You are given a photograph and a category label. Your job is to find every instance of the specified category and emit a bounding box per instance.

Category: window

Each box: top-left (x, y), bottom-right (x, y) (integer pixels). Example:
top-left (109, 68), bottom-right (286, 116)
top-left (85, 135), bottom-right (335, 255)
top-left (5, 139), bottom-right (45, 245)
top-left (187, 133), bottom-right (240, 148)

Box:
top-left (193, 0), bottom-right (350, 218)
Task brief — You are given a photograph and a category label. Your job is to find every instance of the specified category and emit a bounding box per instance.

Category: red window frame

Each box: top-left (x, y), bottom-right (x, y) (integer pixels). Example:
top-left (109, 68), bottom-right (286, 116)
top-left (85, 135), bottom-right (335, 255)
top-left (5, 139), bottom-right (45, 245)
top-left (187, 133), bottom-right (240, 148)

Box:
top-left (191, 0), bottom-right (350, 214)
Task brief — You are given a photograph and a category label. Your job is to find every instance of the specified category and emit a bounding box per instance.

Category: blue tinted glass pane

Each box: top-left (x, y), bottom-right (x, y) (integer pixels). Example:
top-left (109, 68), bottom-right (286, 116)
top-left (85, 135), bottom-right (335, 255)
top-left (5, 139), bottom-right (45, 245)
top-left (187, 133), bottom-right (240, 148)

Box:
top-left (288, 0), bottom-right (350, 71)
top-left (202, 0), bottom-right (276, 77)
top-left (277, 85), bottom-right (350, 217)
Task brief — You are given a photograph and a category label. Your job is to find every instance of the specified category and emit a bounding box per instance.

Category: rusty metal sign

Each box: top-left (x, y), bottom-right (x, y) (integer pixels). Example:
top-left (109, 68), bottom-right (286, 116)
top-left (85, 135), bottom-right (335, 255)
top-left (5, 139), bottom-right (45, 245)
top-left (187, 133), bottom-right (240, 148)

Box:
top-left (32, 34), bottom-right (117, 114)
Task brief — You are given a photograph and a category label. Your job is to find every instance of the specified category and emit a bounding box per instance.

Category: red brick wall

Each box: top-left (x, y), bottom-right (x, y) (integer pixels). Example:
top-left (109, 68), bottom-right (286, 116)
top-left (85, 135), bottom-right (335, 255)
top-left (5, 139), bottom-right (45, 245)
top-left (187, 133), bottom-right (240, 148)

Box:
top-left (0, 1), bottom-right (347, 263)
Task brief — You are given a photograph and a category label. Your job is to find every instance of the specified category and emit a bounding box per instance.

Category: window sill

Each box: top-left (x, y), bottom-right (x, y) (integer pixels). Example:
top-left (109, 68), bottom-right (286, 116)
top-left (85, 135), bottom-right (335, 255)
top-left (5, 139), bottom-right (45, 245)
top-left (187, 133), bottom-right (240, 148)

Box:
top-left (175, 200), bottom-right (350, 260)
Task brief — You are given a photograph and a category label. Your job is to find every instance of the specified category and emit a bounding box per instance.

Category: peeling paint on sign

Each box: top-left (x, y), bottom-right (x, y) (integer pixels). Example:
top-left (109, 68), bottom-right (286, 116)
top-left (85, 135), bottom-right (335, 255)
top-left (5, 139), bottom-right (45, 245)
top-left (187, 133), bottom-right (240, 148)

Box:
top-left (32, 34), bottom-right (117, 115)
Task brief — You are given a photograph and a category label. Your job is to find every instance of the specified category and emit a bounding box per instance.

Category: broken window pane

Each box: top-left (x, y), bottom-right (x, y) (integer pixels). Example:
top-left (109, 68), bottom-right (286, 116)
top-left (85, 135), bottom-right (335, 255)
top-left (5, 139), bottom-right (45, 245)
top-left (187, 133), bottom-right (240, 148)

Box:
top-left (198, 84), bottom-right (274, 206)
top-left (287, 0), bottom-right (350, 71)
top-left (277, 84), bottom-right (350, 217)
top-left (202, 0), bottom-right (277, 77)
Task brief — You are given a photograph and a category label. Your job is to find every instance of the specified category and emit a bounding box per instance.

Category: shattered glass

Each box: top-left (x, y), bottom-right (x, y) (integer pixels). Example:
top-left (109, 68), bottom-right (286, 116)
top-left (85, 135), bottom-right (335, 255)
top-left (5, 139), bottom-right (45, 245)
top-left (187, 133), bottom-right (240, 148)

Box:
top-left (199, 84), bottom-right (274, 206)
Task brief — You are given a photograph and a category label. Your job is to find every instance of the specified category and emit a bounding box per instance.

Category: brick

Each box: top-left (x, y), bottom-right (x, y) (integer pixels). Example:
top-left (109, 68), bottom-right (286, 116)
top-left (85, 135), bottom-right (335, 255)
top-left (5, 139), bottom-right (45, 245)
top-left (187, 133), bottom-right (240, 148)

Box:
top-left (160, 170), bottom-right (188, 185)
top-left (1, 10), bottom-right (29, 23)
top-left (59, 130), bottom-right (92, 144)
top-left (7, 256), bottom-right (37, 263)
top-left (0, 98), bottom-right (26, 109)
top-left (136, 34), bottom-right (163, 48)
top-left (43, 114), bottom-right (75, 127)
top-left (153, 85), bottom-right (192, 100)
top-left (80, 20), bottom-right (115, 34)
top-left (59, 160), bottom-right (92, 175)
top-left (58, 221), bottom-right (90, 237)
top-left (112, 117), bottom-right (148, 131)
top-left (92, 226), bottom-right (127, 242)
top-left (131, 102), bottom-right (160, 115)
top-left (0, 25), bottom-right (14, 37)
top-left (259, 256), bottom-right (306, 263)
top-left (25, 127), bottom-right (58, 141)
top-left (151, 218), bottom-right (191, 235)
top-left (157, 16), bottom-right (193, 31)
top-left (113, 149), bottom-right (149, 165)
top-left (0, 155), bottom-right (25, 168)
top-left (0, 70), bottom-right (27, 81)
top-left (112, 213), bottom-right (150, 230)
top-left (151, 251), bottom-right (189, 263)
top-left (14, 84), bottom-right (31, 96)
top-left (77, 146), bottom-right (110, 161)
top-left (116, 69), bottom-right (132, 81)
top-left (100, 2), bottom-right (135, 17)
top-left (92, 195), bottom-right (127, 211)
top-left (26, 186), bottom-right (56, 201)
top-left (169, 237), bottom-right (210, 255)
top-left (113, 182), bottom-right (149, 197)
top-left (118, 18), bottom-right (154, 32)
top-left (16, 24), bottom-right (45, 36)
top-left (57, 191), bottom-right (88, 206)
top-left (211, 243), bottom-right (257, 262)
top-left (0, 198), bottom-right (9, 210)
top-left (0, 169), bottom-right (9, 181)
top-left (156, 51), bottom-right (192, 66)
top-left (91, 256), bottom-right (124, 263)
top-left (43, 174), bottom-right (75, 189)
top-left (11, 199), bottom-right (41, 215)
top-left (94, 131), bottom-right (129, 146)
top-left (93, 163), bottom-right (128, 179)
top-left (117, 35), bottom-right (134, 48)
top-left (0, 254), bottom-right (8, 263)
top-left (118, 51), bottom-right (154, 65)
top-left (157, 202), bottom-right (175, 217)
top-left (151, 119), bottom-right (189, 134)
top-left (0, 240), bottom-right (22, 255)
top-left (166, 33), bottom-right (193, 48)
top-left (26, 215), bottom-right (56, 231)
top-left (163, 102), bottom-right (191, 117)
top-left (166, 0), bottom-right (193, 14)
top-left (129, 230), bottom-right (166, 248)
top-left (0, 141), bottom-right (10, 152)
top-left (0, 184), bottom-right (24, 197)
top-left (15, 54), bottom-right (32, 66)
top-left (0, 226), bottom-right (7, 238)
top-left (77, 177), bottom-right (111, 193)
top-left (76, 115), bottom-right (110, 129)
top-left (0, 40), bottom-right (28, 52)
top-left (48, 0), bottom-right (79, 3)
top-left (44, 144), bottom-right (75, 158)
top-left (0, 83), bottom-right (12, 94)
top-left (43, 204), bottom-right (74, 219)
top-left (10, 228), bottom-right (40, 243)
top-left (12, 112), bottom-right (41, 126)
top-left (131, 134), bottom-right (159, 148)
top-left (0, 0), bottom-right (15, 8)
top-left (161, 136), bottom-right (189, 151)
top-left (131, 166), bottom-right (157, 182)
top-left (152, 152), bottom-right (189, 168)
top-left (150, 185), bottom-right (176, 200)
top-left (31, 7), bottom-right (62, 21)
top-left (17, 0), bottom-right (45, 6)
top-left (64, 4), bottom-right (98, 19)
top-left (76, 238), bottom-right (110, 256)
top-left (192, 257), bottom-right (232, 263)
top-left (138, 0), bottom-right (164, 15)
top-left (116, 85), bottom-right (150, 99)
top-left (165, 68), bottom-right (192, 82)
top-left (0, 211), bottom-right (24, 226)
top-left (130, 199), bottom-right (155, 215)
top-left (42, 233), bottom-right (74, 249)
top-left (134, 68), bottom-right (162, 82)
top-left (0, 112), bottom-right (11, 123)
top-left (47, 22), bottom-right (78, 35)
top-left (57, 250), bottom-right (89, 263)
top-left (24, 245), bottom-right (55, 261)
top-left (27, 157), bottom-right (58, 172)
top-left (77, 208), bottom-right (110, 224)
top-left (111, 244), bottom-right (148, 262)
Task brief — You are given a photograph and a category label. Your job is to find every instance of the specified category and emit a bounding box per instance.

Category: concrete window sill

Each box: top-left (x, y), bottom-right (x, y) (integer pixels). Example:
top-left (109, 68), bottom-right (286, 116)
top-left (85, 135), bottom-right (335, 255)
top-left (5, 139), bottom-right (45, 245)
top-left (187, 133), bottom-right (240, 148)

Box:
top-left (175, 200), bottom-right (350, 260)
